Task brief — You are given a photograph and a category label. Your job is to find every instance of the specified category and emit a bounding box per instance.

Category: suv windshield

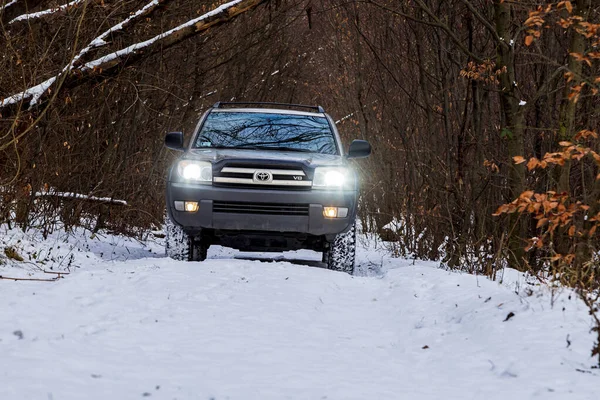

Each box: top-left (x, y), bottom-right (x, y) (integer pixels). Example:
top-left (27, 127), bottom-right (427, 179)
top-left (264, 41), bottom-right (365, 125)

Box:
top-left (194, 112), bottom-right (338, 155)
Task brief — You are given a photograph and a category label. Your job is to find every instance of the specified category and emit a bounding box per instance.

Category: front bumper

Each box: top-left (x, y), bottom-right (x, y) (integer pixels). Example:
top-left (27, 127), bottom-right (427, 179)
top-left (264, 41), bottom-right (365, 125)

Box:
top-left (166, 182), bottom-right (356, 236)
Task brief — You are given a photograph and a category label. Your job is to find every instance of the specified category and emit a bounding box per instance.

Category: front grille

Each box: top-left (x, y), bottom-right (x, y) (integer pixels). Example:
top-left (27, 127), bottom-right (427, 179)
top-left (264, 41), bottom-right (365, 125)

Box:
top-left (213, 201), bottom-right (309, 216)
top-left (213, 165), bottom-right (312, 190)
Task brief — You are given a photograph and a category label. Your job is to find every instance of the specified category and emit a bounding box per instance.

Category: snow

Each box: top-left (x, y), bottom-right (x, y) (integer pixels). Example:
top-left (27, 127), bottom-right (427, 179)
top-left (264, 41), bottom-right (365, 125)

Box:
top-left (8, 0), bottom-right (84, 24)
top-left (0, 227), bottom-right (598, 399)
top-left (519, 100), bottom-right (527, 106)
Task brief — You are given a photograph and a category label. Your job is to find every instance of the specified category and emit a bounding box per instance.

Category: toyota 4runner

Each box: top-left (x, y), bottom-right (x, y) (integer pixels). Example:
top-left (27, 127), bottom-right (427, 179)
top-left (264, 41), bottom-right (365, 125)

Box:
top-left (164, 102), bottom-right (371, 274)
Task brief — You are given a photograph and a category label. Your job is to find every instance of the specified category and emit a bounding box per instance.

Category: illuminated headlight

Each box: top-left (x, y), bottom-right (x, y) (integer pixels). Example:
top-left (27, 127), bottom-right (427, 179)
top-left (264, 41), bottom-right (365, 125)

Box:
top-left (177, 160), bottom-right (212, 183)
top-left (313, 167), bottom-right (353, 190)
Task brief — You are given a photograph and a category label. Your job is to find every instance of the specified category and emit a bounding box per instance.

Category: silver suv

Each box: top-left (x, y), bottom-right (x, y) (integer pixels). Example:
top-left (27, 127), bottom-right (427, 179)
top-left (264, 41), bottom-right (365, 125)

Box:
top-left (164, 102), bottom-right (371, 274)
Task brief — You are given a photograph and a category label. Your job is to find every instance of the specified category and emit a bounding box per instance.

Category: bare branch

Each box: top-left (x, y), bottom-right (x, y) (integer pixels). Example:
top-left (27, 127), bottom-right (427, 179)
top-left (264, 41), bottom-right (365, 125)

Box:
top-left (457, 0), bottom-right (503, 44)
top-left (411, 0), bottom-right (485, 62)
top-left (366, 0), bottom-right (485, 63)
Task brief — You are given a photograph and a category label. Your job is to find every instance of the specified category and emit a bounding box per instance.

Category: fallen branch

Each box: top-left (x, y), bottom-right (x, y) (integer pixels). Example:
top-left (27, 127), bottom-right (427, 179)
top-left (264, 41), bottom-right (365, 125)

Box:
top-left (0, 275), bottom-right (61, 282)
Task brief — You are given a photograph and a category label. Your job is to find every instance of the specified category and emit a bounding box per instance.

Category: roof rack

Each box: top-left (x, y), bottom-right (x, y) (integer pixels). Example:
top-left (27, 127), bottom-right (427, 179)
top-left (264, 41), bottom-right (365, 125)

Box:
top-left (212, 102), bottom-right (325, 113)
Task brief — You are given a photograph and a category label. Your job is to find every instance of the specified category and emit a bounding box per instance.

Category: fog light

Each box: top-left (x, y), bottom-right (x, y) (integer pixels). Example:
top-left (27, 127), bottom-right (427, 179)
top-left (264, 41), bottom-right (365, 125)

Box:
top-left (174, 201), bottom-right (185, 211)
top-left (184, 201), bottom-right (199, 212)
top-left (323, 207), bottom-right (338, 218)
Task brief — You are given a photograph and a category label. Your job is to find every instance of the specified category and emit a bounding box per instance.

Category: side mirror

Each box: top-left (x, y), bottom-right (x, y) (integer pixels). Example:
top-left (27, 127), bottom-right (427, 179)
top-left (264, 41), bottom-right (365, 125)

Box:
top-left (347, 140), bottom-right (371, 159)
top-left (165, 132), bottom-right (184, 151)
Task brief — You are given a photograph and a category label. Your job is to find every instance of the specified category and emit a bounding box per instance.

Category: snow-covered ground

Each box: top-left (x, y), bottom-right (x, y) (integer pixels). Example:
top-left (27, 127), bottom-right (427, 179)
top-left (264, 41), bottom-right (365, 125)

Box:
top-left (0, 226), bottom-right (598, 399)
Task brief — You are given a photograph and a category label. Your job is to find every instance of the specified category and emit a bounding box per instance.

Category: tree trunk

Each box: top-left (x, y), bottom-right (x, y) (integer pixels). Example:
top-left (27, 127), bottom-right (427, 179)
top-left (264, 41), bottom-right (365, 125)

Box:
top-left (494, 0), bottom-right (526, 269)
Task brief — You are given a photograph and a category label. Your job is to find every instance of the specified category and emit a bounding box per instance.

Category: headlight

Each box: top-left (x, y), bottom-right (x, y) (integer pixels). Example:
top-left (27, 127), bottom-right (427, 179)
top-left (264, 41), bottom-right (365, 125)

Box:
top-left (177, 160), bottom-right (212, 183)
top-left (313, 167), bottom-right (354, 190)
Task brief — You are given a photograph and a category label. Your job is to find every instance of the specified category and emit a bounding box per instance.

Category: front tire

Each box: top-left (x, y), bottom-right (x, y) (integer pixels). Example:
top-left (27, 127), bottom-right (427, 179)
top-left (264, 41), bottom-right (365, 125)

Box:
top-left (165, 215), bottom-right (207, 261)
top-left (324, 222), bottom-right (356, 275)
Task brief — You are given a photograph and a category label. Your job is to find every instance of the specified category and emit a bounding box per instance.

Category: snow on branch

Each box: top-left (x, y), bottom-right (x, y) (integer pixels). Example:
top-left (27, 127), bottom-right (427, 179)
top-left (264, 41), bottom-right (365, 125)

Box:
top-left (35, 190), bottom-right (128, 206)
top-left (0, 0), bottom-right (265, 110)
top-left (8, 0), bottom-right (85, 24)
top-left (0, 0), bottom-right (168, 108)
top-left (0, 0), bottom-right (18, 13)
top-left (83, 0), bottom-right (246, 70)
top-left (1, 76), bottom-right (56, 107)
top-left (71, 0), bottom-right (168, 68)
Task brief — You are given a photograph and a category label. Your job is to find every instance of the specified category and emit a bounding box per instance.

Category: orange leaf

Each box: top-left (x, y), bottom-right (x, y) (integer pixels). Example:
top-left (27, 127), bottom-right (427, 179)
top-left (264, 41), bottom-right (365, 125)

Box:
top-left (565, 1), bottom-right (573, 13)
top-left (568, 225), bottom-right (576, 236)
top-left (527, 158), bottom-right (539, 170)
top-left (513, 156), bottom-right (526, 164)
top-left (589, 225), bottom-right (597, 237)
top-left (525, 35), bottom-right (534, 46)
top-left (520, 191), bottom-right (535, 200)
top-left (492, 204), bottom-right (509, 216)
top-left (536, 218), bottom-right (548, 228)
top-left (564, 71), bottom-right (575, 82)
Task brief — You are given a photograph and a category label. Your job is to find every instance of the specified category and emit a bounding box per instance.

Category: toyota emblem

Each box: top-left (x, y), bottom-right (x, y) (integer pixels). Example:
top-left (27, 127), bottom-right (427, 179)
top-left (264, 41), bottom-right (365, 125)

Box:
top-left (253, 171), bottom-right (273, 182)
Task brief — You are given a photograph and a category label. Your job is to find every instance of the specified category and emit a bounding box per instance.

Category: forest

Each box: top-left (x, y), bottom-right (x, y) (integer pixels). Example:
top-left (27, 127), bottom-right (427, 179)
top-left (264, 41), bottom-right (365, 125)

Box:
top-left (1, 0), bottom-right (599, 348)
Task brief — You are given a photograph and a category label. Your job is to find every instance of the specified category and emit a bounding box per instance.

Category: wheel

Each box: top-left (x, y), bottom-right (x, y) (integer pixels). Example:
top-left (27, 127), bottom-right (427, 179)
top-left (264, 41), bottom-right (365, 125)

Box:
top-left (189, 238), bottom-right (208, 262)
top-left (165, 215), bottom-right (189, 261)
top-left (164, 215), bottom-right (207, 261)
top-left (324, 222), bottom-right (356, 274)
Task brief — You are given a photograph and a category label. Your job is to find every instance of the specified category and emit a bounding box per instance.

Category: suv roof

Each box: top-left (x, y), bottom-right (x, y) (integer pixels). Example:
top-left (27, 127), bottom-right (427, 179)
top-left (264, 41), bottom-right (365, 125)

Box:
top-left (212, 102), bottom-right (325, 114)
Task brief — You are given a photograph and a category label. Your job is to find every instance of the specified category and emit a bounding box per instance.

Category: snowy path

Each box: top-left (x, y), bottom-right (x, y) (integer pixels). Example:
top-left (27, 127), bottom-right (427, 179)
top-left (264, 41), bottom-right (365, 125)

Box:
top-left (0, 232), bottom-right (598, 399)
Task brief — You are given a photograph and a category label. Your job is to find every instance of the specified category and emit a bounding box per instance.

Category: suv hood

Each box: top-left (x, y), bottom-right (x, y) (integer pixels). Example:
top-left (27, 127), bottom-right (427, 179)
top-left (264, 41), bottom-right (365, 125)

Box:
top-left (186, 148), bottom-right (344, 168)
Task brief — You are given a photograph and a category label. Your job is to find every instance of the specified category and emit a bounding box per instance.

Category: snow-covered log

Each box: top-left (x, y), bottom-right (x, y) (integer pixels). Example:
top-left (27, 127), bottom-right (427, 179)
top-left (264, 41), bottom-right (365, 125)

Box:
top-left (35, 190), bottom-right (128, 206)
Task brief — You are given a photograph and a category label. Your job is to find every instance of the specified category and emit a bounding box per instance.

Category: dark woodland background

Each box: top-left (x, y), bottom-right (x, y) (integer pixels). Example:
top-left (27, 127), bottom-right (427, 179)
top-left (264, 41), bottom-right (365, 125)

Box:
top-left (1, 0), bottom-right (599, 280)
